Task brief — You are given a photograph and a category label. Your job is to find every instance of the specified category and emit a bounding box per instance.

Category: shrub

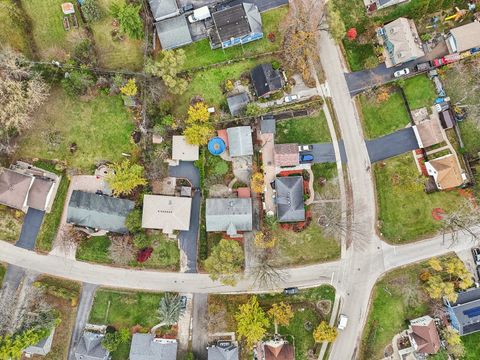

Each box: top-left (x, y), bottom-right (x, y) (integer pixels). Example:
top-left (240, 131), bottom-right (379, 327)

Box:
top-left (109, 2), bottom-right (144, 39)
top-left (125, 209), bottom-right (142, 233)
top-left (271, 60), bottom-right (281, 70)
top-left (81, 0), bottom-right (103, 22)
top-left (120, 78), bottom-right (138, 97)
top-left (102, 329), bottom-right (131, 352)
top-left (133, 232), bottom-right (152, 249)
top-left (137, 247), bottom-right (153, 262)
top-left (62, 70), bottom-right (95, 96)
top-left (72, 39), bottom-right (96, 66)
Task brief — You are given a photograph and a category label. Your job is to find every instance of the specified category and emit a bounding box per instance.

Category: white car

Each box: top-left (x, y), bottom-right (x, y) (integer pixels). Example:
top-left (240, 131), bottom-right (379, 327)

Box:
top-left (393, 68), bottom-right (410, 78)
top-left (284, 94), bottom-right (299, 103)
top-left (298, 145), bottom-right (313, 152)
top-left (338, 314), bottom-right (348, 330)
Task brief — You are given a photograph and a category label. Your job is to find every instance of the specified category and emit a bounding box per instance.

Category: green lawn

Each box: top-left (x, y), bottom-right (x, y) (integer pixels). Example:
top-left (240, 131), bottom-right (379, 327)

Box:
top-left (0, 264), bottom-right (5, 285)
top-left (21, 0), bottom-right (86, 60)
top-left (273, 222), bottom-right (340, 267)
top-left (311, 163), bottom-right (338, 195)
top-left (0, 0), bottom-right (31, 55)
top-left (34, 161), bottom-right (70, 252)
top-left (402, 75), bottom-right (436, 110)
top-left (17, 88), bottom-right (135, 172)
top-left (360, 262), bottom-right (431, 360)
top-left (0, 206), bottom-right (23, 243)
top-left (275, 111), bottom-right (331, 144)
top-left (342, 40), bottom-right (378, 72)
top-left (176, 56), bottom-right (276, 117)
top-left (359, 88), bottom-right (410, 139)
top-left (180, 6), bottom-right (288, 70)
top-left (463, 332), bottom-right (480, 360)
top-left (209, 286), bottom-right (335, 360)
top-left (76, 234), bottom-right (180, 270)
top-left (374, 154), bottom-right (469, 242)
top-left (90, 0), bottom-right (144, 70)
top-left (89, 289), bottom-right (164, 360)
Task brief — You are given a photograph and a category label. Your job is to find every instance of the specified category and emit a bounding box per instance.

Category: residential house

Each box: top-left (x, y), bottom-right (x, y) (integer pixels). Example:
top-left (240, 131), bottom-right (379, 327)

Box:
top-left (274, 144), bottom-right (299, 167)
top-left (148, 0), bottom-right (179, 21)
top-left (209, 3), bottom-right (263, 49)
top-left (275, 176), bottom-right (305, 223)
top-left (408, 316), bottom-right (441, 355)
top-left (260, 115), bottom-right (276, 135)
top-left (0, 164), bottom-right (59, 213)
top-left (206, 198), bottom-right (253, 236)
top-left (207, 340), bottom-right (239, 360)
top-left (74, 331), bottom-right (110, 360)
top-left (142, 194), bottom-right (192, 235)
top-left (23, 329), bottom-right (55, 357)
top-left (377, 17), bottom-right (425, 68)
top-left (446, 21), bottom-right (480, 54)
top-left (155, 16), bottom-right (193, 50)
top-left (425, 154), bottom-right (465, 190)
top-left (227, 92), bottom-right (250, 116)
top-left (172, 135), bottom-right (199, 162)
top-left (412, 118), bottom-right (444, 148)
top-left (129, 334), bottom-right (178, 360)
top-left (445, 287), bottom-right (480, 335)
top-left (66, 190), bottom-right (135, 234)
top-left (256, 338), bottom-right (294, 360)
top-left (364, 0), bottom-right (409, 13)
top-left (226, 126), bottom-right (254, 157)
top-left (251, 64), bottom-right (283, 98)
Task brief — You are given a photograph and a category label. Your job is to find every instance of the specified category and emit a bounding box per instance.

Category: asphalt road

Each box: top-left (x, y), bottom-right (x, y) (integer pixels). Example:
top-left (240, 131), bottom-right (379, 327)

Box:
top-left (169, 161), bottom-right (200, 273)
top-left (366, 127), bottom-right (419, 163)
top-left (68, 283), bottom-right (98, 360)
top-left (16, 208), bottom-right (45, 250)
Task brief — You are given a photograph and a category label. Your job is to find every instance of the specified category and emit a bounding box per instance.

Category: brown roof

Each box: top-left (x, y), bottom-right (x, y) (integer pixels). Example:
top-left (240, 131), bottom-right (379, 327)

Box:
top-left (27, 178), bottom-right (54, 210)
top-left (428, 155), bottom-right (464, 190)
top-left (274, 144), bottom-right (299, 167)
top-left (415, 118), bottom-right (444, 148)
top-left (410, 317), bottom-right (441, 354)
top-left (264, 342), bottom-right (294, 360)
top-left (449, 21), bottom-right (480, 53)
top-left (0, 168), bottom-right (31, 210)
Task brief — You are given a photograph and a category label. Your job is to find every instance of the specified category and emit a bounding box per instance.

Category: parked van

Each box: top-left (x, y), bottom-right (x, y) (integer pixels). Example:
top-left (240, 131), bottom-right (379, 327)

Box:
top-left (188, 6), bottom-right (211, 23)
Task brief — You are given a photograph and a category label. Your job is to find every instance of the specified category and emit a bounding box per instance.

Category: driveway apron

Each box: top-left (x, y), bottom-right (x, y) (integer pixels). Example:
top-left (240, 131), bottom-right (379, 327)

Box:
top-left (366, 128), bottom-right (419, 163)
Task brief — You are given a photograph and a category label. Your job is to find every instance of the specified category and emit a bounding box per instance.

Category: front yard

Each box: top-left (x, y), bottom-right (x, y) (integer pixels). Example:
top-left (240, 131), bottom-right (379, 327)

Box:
top-left (89, 289), bottom-right (164, 360)
top-left (180, 6), bottom-right (288, 70)
top-left (275, 111), bottom-right (331, 144)
top-left (0, 206), bottom-right (23, 243)
top-left (17, 88), bottom-right (135, 172)
top-left (402, 75), bottom-right (437, 110)
top-left (374, 154), bottom-right (470, 242)
top-left (208, 286), bottom-right (335, 360)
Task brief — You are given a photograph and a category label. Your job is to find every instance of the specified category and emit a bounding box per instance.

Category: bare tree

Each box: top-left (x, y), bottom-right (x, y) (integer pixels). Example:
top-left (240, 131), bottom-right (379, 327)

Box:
top-left (440, 199), bottom-right (480, 245)
top-left (108, 235), bottom-right (135, 265)
top-left (250, 255), bottom-right (289, 289)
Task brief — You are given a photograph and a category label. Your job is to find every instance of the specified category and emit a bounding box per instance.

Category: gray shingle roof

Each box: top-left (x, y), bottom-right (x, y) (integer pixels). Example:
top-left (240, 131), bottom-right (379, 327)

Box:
top-left (155, 15), bottom-right (193, 50)
top-left (24, 328), bottom-right (55, 356)
top-left (67, 190), bottom-right (135, 234)
top-left (206, 198), bottom-right (253, 235)
top-left (208, 342), bottom-right (239, 360)
top-left (227, 126), bottom-right (253, 157)
top-left (74, 332), bottom-right (110, 360)
top-left (260, 116), bottom-right (276, 134)
top-left (227, 93), bottom-right (250, 116)
top-left (148, 0), bottom-right (179, 21)
top-left (129, 334), bottom-right (178, 360)
top-left (275, 176), bottom-right (305, 222)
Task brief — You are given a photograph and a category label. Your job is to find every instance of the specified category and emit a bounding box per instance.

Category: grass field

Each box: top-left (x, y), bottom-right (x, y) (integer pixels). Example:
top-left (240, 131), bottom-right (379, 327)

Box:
top-left (0, 264), bottom-right (5, 285)
top-left (374, 154), bottom-right (469, 242)
top-left (275, 111), bottom-right (331, 144)
top-left (21, 0), bottom-right (86, 60)
top-left (181, 6), bottom-right (288, 70)
top-left (90, 0), bottom-right (144, 70)
top-left (77, 235), bottom-right (112, 263)
top-left (360, 261), bottom-right (431, 360)
top-left (463, 332), bottom-right (480, 360)
top-left (359, 88), bottom-right (410, 139)
top-left (89, 289), bottom-right (164, 359)
top-left (175, 56), bottom-right (276, 116)
top-left (17, 88), bottom-right (135, 172)
top-left (0, 0), bottom-right (31, 55)
top-left (342, 40), bottom-right (378, 72)
top-left (0, 206), bottom-right (23, 243)
top-left (311, 163), bottom-right (338, 195)
top-left (209, 286), bottom-right (335, 360)
top-left (402, 75), bottom-right (437, 110)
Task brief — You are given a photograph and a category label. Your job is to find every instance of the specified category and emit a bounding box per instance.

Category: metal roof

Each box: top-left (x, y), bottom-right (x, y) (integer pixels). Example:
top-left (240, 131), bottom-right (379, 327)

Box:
top-left (148, 0), bottom-right (179, 21)
top-left (227, 92), bottom-right (250, 116)
top-left (155, 16), bottom-right (193, 50)
top-left (260, 116), bottom-right (276, 134)
top-left (227, 126), bottom-right (253, 157)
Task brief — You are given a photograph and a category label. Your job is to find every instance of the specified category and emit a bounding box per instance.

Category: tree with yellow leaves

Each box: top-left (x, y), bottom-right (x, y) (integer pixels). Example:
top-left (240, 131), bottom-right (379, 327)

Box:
top-left (187, 102), bottom-right (210, 124)
top-left (183, 123), bottom-right (214, 146)
top-left (254, 232), bottom-right (276, 249)
top-left (313, 321), bottom-right (338, 343)
top-left (428, 258), bottom-right (443, 272)
top-left (235, 296), bottom-right (270, 347)
top-left (106, 160), bottom-right (147, 196)
top-left (268, 302), bottom-right (294, 333)
top-left (251, 172), bottom-right (264, 193)
top-left (442, 326), bottom-right (465, 358)
top-left (120, 78), bottom-right (137, 97)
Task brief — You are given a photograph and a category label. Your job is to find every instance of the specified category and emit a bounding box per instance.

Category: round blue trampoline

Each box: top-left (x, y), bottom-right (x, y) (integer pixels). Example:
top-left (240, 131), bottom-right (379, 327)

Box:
top-left (208, 137), bottom-right (226, 155)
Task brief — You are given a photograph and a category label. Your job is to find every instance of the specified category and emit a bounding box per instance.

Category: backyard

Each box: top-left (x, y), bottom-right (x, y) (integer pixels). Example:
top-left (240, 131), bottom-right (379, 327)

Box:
top-left (180, 6), bottom-right (288, 70)
top-left (374, 153), bottom-right (470, 242)
top-left (402, 75), bottom-right (437, 110)
top-left (208, 285), bottom-right (335, 360)
top-left (0, 0), bottom-right (31, 55)
top-left (17, 88), bottom-right (135, 172)
top-left (275, 111), bottom-right (331, 144)
top-left (89, 289), bottom-right (164, 360)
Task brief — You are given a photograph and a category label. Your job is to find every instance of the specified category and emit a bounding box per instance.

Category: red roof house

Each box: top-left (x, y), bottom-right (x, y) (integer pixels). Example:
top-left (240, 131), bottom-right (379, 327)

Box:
top-left (274, 144), bottom-right (299, 167)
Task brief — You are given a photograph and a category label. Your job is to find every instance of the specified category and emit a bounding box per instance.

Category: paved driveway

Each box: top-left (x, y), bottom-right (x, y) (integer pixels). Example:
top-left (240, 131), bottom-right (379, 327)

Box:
top-left (192, 293), bottom-right (208, 360)
top-left (169, 161), bottom-right (200, 273)
top-left (366, 127), bottom-right (419, 163)
top-left (16, 208), bottom-right (45, 250)
top-left (308, 141), bottom-right (347, 163)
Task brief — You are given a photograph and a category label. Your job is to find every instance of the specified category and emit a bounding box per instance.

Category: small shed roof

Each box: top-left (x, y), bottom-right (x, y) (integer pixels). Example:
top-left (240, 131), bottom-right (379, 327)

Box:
top-left (274, 144), bottom-right (299, 167)
top-left (227, 126), bottom-right (253, 157)
top-left (172, 135), bottom-right (199, 161)
top-left (251, 63), bottom-right (283, 97)
top-left (275, 176), bottom-right (305, 223)
top-left (142, 195), bottom-right (192, 234)
top-left (129, 334), bottom-right (178, 360)
top-left (414, 118), bottom-right (444, 148)
top-left (449, 21), bottom-right (480, 53)
top-left (148, 0), bottom-right (178, 21)
top-left (439, 109), bottom-right (455, 129)
top-left (427, 154), bottom-right (463, 190)
top-left (227, 92), bottom-right (250, 116)
top-left (237, 187), bottom-right (251, 198)
top-left (67, 191), bottom-right (134, 234)
top-left (155, 16), bottom-right (192, 50)
top-left (206, 198), bottom-right (252, 235)
top-left (260, 116), bottom-right (276, 134)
